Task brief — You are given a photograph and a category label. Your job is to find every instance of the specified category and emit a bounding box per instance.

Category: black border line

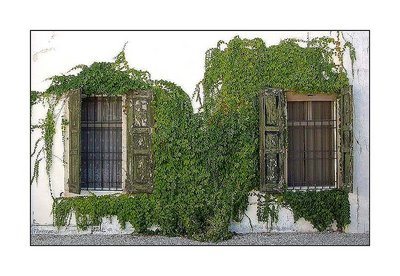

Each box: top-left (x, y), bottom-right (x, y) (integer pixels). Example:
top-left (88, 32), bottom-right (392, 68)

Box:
top-left (31, 29), bottom-right (370, 31)
top-left (30, 30), bottom-right (32, 247)
top-left (30, 29), bottom-right (371, 247)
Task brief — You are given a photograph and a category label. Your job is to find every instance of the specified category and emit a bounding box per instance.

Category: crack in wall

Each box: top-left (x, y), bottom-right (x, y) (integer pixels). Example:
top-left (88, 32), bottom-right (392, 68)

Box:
top-left (356, 186), bottom-right (360, 232)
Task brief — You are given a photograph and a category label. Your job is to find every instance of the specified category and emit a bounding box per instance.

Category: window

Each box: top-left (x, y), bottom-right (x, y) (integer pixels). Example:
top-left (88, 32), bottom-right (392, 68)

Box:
top-left (259, 87), bottom-right (353, 192)
top-left (67, 89), bottom-right (154, 195)
top-left (80, 96), bottom-right (123, 191)
top-left (287, 100), bottom-right (336, 189)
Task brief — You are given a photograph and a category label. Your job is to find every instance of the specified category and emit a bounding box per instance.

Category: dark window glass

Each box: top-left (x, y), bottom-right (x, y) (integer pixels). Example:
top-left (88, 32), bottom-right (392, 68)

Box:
top-left (287, 101), bottom-right (336, 188)
top-left (80, 97), bottom-right (122, 190)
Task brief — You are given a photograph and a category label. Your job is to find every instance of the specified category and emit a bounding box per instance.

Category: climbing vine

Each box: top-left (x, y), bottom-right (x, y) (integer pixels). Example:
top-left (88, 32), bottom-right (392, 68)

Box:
top-left (43, 107), bottom-right (55, 174)
top-left (34, 32), bottom-right (355, 241)
top-left (30, 91), bottom-right (40, 107)
top-left (257, 190), bottom-right (350, 232)
top-left (52, 194), bottom-right (156, 233)
top-left (283, 189), bottom-right (351, 231)
top-left (256, 193), bottom-right (283, 230)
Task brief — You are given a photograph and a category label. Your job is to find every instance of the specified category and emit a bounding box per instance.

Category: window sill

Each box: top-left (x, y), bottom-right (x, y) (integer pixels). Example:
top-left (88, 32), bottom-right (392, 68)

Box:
top-left (79, 190), bottom-right (124, 196)
top-left (286, 186), bottom-right (338, 191)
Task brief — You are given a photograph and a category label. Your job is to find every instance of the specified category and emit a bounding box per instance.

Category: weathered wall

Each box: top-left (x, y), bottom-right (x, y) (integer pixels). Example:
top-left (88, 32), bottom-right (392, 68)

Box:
top-left (31, 31), bottom-right (369, 233)
top-left (344, 31), bottom-right (370, 233)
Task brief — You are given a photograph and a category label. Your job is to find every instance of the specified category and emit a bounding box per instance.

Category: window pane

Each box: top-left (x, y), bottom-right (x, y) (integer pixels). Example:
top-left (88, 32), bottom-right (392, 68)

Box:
top-left (80, 97), bottom-right (122, 190)
top-left (288, 101), bottom-right (307, 121)
top-left (288, 125), bottom-right (305, 187)
top-left (312, 101), bottom-right (332, 120)
top-left (288, 101), bottom-right (335, 188)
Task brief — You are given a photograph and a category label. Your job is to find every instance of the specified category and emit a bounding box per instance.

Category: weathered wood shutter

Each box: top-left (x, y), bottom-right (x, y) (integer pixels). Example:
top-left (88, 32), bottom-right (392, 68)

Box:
top-left (125, 91), bottom-right (154, 193)
top-left (259, 88), bottom-right (287, 193)
top-left (337, 86), bottom-right (353, 191)
top-left (68, 89), bottom-right (81, 194)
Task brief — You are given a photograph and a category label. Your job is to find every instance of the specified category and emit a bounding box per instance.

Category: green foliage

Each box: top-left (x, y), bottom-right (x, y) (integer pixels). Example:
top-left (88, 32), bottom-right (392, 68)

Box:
top-left (43, 108), bottom-right (55, 174)
top-left (257, 193), bottom-right (283, 230)
top-left (256, 190), bottom-right (351, 231)
top-left (30, 91), bottom-right (40, 106)
top-left (264, 39), bottom-right (349, 92)
top-left (52, 194), bottom-right (156, 233)
top-left (45, 60), bottom-right (151, 98)
top-left (344, 41), bottom-right (357, 77)
top-left (39, 34), bottom-right (353, 241)
top-left (283, 189), bottom-right (351, 231)
top-left (30, 137), bottom-right (43, 185)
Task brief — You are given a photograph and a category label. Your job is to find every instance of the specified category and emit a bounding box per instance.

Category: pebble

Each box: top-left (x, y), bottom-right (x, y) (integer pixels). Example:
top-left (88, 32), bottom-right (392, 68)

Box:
top-left (31, 232), bottom-right (370, 246)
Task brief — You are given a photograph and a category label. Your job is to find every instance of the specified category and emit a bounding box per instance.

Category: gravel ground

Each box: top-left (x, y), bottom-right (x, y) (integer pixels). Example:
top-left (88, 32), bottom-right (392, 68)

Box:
top-left (31, 232), bottom-right (369, 246)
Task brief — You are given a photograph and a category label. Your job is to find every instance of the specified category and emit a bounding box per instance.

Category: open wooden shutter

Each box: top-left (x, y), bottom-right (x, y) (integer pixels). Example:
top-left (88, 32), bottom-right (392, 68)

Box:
top-left (68, 89), bottom-right (81, 194)
top-left (259, 88), bottom-right (287, 193)
top-left (125, 91), bottom-right (154, 193)
top-left (337, 86), bottom-right (353, 191)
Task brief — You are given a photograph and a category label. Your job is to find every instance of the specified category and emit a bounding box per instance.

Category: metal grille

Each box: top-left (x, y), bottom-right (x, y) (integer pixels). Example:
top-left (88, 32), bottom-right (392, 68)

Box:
top-left (80, 96), bottom-right (122, 190)
top-left (287, 101), bottom-right (337, 189)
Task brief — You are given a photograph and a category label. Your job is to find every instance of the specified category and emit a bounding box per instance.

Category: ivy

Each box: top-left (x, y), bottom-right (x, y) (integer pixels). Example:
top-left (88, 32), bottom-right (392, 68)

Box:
top-left (43, 108), bottom-right (55, 174)
top-left (283, 189), bottom-right (351, 231)
top-left (256, 190), bottom-right (350, 232)
top-left (257, 193), bottom-right (283, 230)
top-left (30, 91), bottom-right (40, 106)
top-left (52, 194), bottom-right (156, 233)
top-left (45, 62), bottom-right (151, 98)
top-left (37, 33), bottom-right (354, 241)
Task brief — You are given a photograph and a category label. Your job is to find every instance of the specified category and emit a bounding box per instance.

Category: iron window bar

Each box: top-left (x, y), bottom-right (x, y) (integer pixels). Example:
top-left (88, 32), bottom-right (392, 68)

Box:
top-left (80, 96), bottom-right (123, 191)
top-left (287, 101), bottom-right (337, 190)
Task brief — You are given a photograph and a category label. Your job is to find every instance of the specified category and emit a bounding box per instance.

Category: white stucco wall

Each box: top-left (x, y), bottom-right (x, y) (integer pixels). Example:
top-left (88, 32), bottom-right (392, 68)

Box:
top-left (31, 31), bottom-right (369, 233)
top-left (344, 31), bottom-right (370, 233)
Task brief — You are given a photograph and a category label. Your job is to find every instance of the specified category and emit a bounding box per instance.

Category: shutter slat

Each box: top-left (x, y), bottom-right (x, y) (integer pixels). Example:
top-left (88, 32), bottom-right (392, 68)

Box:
top-left (125, 91), bottom-right (154, 193)
top-left (68, 89), bottom-right (81, 194)
top-left (260, 88), bottom-right (287, 193)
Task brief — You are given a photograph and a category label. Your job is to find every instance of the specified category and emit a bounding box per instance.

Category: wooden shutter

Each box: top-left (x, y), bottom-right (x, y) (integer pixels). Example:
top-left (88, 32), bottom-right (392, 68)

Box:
top-left (125, 91), bottom-right (154, 193)
top-left (337, 86), bottom-right (353, 191)
top-left (259, 88), bottom-right (287, 193)
top-left (68, 89), bottom-right (81, 194)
